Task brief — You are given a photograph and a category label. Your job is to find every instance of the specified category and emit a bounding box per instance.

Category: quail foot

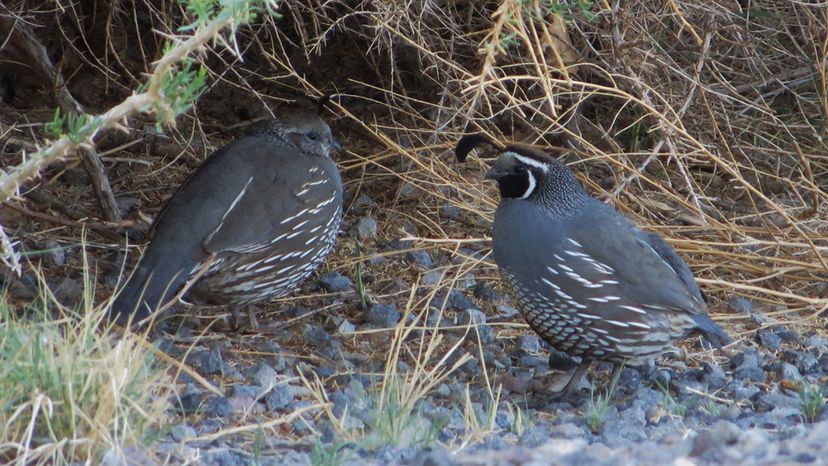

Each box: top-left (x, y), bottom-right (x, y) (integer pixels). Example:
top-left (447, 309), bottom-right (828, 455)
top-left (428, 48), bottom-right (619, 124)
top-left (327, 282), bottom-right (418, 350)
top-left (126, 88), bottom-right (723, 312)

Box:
top-left (112, 114), bottom-right (343, 329)
top-left (456, 134), bottom-right (732, 402)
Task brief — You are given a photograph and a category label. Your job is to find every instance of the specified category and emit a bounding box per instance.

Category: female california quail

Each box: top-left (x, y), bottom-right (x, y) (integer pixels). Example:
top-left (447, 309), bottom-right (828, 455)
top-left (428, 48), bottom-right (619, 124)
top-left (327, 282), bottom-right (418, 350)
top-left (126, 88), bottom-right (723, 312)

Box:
top-left (456, 135), bottom-right (731, 399)
top-left (111, 114), bottom-right (343, 327)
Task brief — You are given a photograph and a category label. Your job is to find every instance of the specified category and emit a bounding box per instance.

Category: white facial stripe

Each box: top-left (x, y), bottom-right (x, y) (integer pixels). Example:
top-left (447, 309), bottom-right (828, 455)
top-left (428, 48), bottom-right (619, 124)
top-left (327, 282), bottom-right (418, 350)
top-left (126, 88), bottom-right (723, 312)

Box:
top-left (519, 170), bottom-right (536, 199)
top-left (506, 152), bottom-right (549, 172)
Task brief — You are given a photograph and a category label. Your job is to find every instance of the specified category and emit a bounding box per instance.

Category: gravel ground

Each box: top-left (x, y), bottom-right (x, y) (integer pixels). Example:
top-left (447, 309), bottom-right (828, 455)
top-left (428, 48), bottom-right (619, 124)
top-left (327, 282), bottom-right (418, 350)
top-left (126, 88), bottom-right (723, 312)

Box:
top-left (90, 271), bottom-right (826, 466)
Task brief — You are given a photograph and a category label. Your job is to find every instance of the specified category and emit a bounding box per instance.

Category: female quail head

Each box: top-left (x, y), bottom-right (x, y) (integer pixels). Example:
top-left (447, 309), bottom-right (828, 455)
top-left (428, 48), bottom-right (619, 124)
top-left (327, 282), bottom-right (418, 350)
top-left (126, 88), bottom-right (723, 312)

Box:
top-left (111, 114), bottom-right (343, 328)
top-left (456, 135), bottom-right (731, 398)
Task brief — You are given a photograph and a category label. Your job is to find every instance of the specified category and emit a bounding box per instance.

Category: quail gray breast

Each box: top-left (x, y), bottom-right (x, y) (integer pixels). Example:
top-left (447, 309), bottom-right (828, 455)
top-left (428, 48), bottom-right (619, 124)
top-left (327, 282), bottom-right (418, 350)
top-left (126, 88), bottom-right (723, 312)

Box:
top-left (456, 135), bottom-right (731, 398)
top-left (111, 114), bottom-right (343, 327)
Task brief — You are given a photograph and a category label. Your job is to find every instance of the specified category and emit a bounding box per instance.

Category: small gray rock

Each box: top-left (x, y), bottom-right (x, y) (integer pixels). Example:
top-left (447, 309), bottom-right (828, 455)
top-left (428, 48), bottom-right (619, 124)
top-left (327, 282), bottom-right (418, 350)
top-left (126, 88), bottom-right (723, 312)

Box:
top-left (703, 363), bottom-right (727, 390)
top-left (407, 250), bottom-right (433, 268)
top-left (170, 423), bottom-right (196, 441)
top-left (519, 427), bottom-right (549, 448)
top-left (190, 347), bottom-right (224, 375)
top-left (519, 335), bottom-right (542, 354)
top-left (732, 349), bottom-right (768, 383)
top-left (353, 194), bottom-right (374, 210)
top-left (433, 289), bottom-right (475, 311)
top-left (727, 296), bottom-right (753, 314)
top-left (201, 449), bottom-right (242, 466)
top-left (409, 446), bottom-right (455, 466)
top-left (204, 396), bottom-right (231, 418)
top-left (43, 240), bottom-right (65, 266)
top-left (252, 363), bottom-right (279, 389)
top-left (367, 303), bottom-right (401, 328)
top-left (304, 325), bottom-right (332, 349)
top-left (354, 216), bottom-right (378, 239)
top-left (519, 355), bottom-right (549, 369)
top-left (440, 205), bottom-right (461, 220)
top-left (473, 282), bottom-right (501, 302)
top-left (772, 362), bottom-right (801, 381)
top-left (115, 195), bottom-right (139, 218)
top-left (318, 271), bottom-right (353, 292)
top-left (757, 329), bottom-right (782, 350)
top-left (53, 277), bottom-right (83, 307)
top-left (456, 272), bottom-right (476, 289)
top-left (459, 308), bottom-right (487, 325)
top-left (177, 384), bottom-right (203, 414)
top-left (421, 270), bottom-right (445, 286)
top-left (230, 384), bottom-right (258, 399)
top-left (758, 391), bottom-right (802, 411)
top-left (264, 385), bottom-right (294, 411)
top-left (728, 381), bottom-right (761, 401)
top-left (792, 351), bottom-right (820, 375)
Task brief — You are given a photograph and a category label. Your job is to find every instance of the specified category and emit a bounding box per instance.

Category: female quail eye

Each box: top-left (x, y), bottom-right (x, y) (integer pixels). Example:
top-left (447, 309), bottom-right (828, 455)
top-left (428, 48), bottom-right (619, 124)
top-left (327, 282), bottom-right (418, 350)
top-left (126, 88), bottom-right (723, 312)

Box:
top-left (307, 131), bottom-right (319, 141)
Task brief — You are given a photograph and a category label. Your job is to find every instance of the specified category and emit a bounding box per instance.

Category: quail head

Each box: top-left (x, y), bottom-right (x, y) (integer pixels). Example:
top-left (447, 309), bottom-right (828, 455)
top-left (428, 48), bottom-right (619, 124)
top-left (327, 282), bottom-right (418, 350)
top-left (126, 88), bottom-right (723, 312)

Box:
top-left (111, 113), bottom-right (343, 328)
top-left (456, 134), bottom-right (731, 399)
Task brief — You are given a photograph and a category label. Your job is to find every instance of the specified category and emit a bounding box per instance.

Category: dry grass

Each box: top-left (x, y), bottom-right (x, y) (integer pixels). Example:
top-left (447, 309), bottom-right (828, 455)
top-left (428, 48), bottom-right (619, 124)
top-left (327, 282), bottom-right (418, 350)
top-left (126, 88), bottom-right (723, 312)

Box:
top-left (1, 0), bottom-right (827, 461)
top-left (0, 250), bottom-right (171, 465)
top-left (253, 0), bottom-right (828, 331)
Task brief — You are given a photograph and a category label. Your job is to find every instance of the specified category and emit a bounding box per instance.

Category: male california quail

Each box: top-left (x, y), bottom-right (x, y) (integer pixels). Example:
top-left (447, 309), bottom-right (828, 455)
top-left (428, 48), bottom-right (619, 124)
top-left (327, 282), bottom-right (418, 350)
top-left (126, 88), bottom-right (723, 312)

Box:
top-left (456, 134), bottom-right (731, 399)
top-left (111, 114), bottom-right (343, 327)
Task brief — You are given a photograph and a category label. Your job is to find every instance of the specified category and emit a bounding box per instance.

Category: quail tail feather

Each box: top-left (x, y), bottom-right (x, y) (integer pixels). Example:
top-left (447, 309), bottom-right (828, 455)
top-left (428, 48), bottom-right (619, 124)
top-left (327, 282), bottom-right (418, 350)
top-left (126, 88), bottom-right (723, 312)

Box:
top-left (110, 252), bottom-right (193, 326)
top-left (691, 314), bottom-right (733, 348)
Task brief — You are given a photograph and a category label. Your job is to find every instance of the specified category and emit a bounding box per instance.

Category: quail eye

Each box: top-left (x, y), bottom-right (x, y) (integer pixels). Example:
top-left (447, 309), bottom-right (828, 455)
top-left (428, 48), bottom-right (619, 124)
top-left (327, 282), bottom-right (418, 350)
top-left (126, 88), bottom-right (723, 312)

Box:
top-left (307, 131), bottom-right (319, 141)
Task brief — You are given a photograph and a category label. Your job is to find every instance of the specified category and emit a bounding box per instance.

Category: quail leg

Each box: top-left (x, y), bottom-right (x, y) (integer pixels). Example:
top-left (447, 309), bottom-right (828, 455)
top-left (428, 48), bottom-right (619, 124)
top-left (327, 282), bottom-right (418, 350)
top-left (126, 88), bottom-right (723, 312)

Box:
top-left (608, 363), bottom-right (623, 393)
top-left (229, 305), bottom-right (259, 331)
top-left (530, 360), bottom-right (592, 407)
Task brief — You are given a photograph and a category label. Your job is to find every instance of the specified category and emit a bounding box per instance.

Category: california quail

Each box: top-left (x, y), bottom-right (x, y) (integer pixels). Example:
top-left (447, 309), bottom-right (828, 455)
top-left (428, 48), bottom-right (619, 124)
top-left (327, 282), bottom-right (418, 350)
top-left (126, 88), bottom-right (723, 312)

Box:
top-left (111, 114), bottom-right (343, 327)
top-left (456, 135), bottom-right (731, 399)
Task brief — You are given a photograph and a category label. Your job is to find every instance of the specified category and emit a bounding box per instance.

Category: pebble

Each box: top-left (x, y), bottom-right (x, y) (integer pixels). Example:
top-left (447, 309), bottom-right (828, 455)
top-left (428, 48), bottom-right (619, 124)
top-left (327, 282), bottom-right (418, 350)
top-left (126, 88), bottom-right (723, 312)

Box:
top-left (252, 363), bottom-right (279, 389)
top-left (440, 205), bottom-right (461, 220)
top-left (367, 303), bottom-right (401, 328)
top-left (52, 277), bottom-right (83, 307)
top-left (407, 250), bottom-right (434, 268)
top-left (190, 347), bottom-right (225, 376)
top-left (170, 423), bottom-right (196, 441)
top-left (318, 271), bottom-right (353, 292)
top-left (176, 384), bottom-right (203, 414)
top-left (409, 446), bottom-right (455, 466)
top-left (204, 396), bottom-right (231, 418)
top-left (352, 194), bottom-right (374, 210)
top-left (702, 363), bottom-right (727, 390)
top-left (354, 216), bottom-right (378, 239)
top-left (422, 270), bottom-right (445, 286)
top-left (473, 282), bottom-right (502, 301)
top-left (42, 239), bottom-right (65, 266)
top-left (732, 349), bottom-right (768, 383)
top-left (789, 351), bottom-right (820, 375)
top-left (304, 325), bottom-right (332, 349)
top-left (231, 384), bottom-right (258, 399)
top-left (757, 329), bottom-right (782, 350)
top-left (519, 335), bottom-right (542, 354)
top-left (433, 289), bottom-right (475, 311)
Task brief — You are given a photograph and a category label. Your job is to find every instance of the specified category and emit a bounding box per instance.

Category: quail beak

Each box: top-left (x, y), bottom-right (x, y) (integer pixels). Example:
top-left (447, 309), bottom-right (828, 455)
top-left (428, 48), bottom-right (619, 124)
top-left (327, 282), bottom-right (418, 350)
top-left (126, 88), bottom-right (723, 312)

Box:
top-left (484, 166), bottom-right (505, 181)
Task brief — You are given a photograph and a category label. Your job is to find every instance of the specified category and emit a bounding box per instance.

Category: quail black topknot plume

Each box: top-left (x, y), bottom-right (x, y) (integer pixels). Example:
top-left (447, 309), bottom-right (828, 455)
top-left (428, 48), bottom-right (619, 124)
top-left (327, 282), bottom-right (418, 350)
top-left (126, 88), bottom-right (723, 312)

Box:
top-left (111, 114), bottom-right (343, 327)
top-left (456, 134), bottom-right (731, 399)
